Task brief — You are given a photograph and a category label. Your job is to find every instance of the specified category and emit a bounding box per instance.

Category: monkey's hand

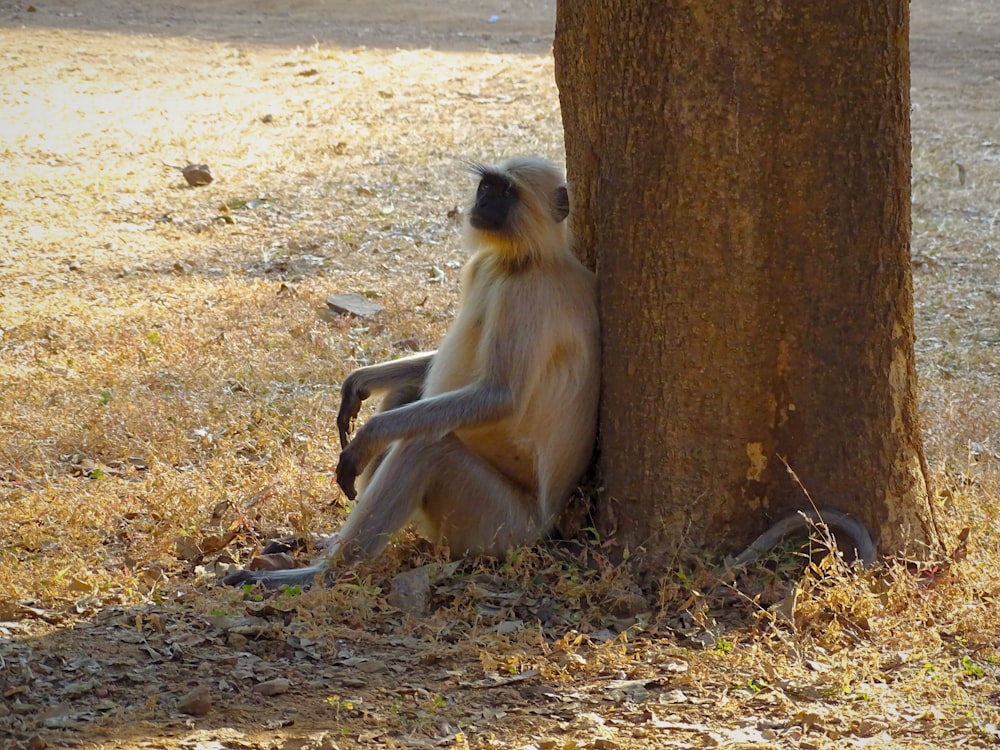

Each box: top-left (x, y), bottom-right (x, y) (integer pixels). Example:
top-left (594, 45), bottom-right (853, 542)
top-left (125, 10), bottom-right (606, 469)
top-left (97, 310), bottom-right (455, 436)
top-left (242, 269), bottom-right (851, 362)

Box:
top-left (335, 449), bottom-right (360, 501)
top-left (336, 425), bottom-right (376, 501)
top-left (337, 375), bottom-right (371, 449)
top-left (335, 468), bottom-right (356, 502)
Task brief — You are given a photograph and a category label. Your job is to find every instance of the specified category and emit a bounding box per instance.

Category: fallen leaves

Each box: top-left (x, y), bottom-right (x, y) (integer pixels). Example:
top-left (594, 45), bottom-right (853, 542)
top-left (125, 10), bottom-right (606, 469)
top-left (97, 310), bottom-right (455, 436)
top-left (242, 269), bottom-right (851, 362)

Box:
top-left (1, 2), bottom-right (999, 750)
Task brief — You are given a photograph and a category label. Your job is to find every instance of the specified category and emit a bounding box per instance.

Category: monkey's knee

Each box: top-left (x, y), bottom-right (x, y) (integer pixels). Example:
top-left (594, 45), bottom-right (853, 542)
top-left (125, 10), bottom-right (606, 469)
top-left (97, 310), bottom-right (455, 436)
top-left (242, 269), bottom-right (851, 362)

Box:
top-left (413, 446), bottom-right (540, 556)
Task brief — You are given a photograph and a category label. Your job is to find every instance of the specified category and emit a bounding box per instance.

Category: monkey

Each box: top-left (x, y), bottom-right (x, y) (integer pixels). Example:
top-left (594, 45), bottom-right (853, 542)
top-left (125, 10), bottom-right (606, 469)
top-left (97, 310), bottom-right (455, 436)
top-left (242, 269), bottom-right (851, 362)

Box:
top-left (224, 156), bottom-right (600, 589)
top-left (729, 508), bottom-right (877, 568)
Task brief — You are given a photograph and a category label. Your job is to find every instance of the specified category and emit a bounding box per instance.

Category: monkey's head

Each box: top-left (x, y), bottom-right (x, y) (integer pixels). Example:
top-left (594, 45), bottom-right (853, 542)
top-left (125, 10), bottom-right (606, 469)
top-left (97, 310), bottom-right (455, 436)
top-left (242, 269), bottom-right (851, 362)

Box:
top-left (466, 157), bottom-right (570, 262)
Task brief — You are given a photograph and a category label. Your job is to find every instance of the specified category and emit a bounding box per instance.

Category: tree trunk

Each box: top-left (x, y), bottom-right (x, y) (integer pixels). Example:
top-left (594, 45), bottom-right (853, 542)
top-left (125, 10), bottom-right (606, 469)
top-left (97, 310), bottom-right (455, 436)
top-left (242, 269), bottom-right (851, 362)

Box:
top-left (554, 1), bottom-right (943, 564)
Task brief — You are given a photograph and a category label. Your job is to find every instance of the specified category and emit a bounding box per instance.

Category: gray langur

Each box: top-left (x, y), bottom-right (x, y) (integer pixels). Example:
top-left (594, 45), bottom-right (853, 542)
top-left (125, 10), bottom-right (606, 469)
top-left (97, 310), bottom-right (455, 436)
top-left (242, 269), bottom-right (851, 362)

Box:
top-left (224, 156), bottom-right (600, 589)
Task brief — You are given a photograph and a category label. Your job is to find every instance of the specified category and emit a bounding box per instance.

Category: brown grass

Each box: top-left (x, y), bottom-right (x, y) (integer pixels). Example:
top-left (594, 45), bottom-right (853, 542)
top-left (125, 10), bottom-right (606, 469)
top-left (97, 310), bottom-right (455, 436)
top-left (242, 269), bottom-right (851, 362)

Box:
top-left (1, 2), bottom-right (999, 748)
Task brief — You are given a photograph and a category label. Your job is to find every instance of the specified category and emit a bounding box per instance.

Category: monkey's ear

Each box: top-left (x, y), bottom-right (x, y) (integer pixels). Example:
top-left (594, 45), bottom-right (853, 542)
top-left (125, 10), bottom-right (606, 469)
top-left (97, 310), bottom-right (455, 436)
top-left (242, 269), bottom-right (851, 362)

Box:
top-left (552, 185), bottom-right (570, 223)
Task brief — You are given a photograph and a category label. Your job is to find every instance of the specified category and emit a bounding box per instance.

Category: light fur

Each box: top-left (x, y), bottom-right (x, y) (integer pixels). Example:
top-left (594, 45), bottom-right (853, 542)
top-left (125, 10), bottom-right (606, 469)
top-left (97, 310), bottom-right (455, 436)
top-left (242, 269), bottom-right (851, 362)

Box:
top-left (224, 157), bottom-right (600, 589)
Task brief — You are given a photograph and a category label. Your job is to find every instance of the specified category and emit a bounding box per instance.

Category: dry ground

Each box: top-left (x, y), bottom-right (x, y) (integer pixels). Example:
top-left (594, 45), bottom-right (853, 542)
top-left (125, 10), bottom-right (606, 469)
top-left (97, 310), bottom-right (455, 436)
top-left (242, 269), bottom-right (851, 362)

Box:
top-left (1, 1), bottom-right (999, 748)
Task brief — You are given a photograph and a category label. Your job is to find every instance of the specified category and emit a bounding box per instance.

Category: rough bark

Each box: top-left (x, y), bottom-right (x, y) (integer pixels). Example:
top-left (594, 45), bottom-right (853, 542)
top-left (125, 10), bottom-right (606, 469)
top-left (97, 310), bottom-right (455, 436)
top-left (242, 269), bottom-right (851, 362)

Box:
top-left (554, 1), bottom-right (942, 564)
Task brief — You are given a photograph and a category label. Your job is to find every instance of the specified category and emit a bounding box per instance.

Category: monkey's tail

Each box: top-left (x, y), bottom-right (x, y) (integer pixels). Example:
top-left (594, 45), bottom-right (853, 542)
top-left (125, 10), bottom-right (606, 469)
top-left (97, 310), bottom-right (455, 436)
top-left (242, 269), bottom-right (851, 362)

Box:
top-left (729, 508), bottom-right (876, 568)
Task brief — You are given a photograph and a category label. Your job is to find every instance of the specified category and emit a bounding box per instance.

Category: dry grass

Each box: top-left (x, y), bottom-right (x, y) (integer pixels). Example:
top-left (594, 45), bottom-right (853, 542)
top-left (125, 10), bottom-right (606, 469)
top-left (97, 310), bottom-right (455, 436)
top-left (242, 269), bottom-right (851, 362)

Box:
top-left (1, 2), bottom-right (999, 748)
top-left (0, 28), bottom-right (563, 599)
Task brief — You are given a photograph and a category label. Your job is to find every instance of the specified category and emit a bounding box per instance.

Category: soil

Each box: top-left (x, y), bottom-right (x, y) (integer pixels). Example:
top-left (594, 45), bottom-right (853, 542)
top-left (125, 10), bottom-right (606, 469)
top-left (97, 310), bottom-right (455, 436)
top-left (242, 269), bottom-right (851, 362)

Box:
top-left (1, 1), bottom-right (998, 749)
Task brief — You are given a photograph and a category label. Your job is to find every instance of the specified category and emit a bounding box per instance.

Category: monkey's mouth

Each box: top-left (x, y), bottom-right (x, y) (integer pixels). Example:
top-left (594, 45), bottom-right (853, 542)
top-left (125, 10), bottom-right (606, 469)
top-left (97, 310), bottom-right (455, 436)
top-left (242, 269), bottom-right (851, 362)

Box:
top-left (469, 215), bottom-right (505, 233)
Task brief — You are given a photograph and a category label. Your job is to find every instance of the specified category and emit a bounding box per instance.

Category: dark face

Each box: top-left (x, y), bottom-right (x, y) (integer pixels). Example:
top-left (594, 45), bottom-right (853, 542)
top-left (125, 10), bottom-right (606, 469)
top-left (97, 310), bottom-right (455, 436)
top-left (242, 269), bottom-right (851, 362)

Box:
top-left (470, 173), bottom-right (518, 233)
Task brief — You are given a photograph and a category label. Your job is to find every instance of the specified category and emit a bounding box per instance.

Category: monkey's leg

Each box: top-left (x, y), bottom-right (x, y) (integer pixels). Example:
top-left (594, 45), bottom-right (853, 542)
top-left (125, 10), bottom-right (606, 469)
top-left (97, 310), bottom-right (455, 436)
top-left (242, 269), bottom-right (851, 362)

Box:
top-left (335, 434), bottom-right (539, 562)
top-left (254, 383), bottom-right (425, 557)
top-left (221, 436), bottom-right (420, 589)
top-left (222, 435), bottom-right (537, 589)
top-left (353, 382), bottom-right (425, 488)
top-left (409, 437), bottom-right (541, 558)
top-left (223, 444), bottom-right (422, 589)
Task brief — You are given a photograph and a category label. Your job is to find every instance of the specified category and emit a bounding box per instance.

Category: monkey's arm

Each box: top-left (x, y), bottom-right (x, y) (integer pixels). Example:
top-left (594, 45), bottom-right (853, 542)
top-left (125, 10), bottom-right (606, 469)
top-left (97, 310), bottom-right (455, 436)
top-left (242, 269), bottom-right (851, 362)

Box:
top-left (728, 508), bottom-right (877, 568)
top-left (337, 353), bottom-right (434, 448)
top-left (335, 382), bottom-right (515, 499)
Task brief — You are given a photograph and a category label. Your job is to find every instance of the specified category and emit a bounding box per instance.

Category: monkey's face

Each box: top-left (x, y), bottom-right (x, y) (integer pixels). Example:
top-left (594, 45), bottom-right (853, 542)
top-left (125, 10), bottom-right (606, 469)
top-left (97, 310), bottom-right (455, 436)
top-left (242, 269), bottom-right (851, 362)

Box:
top-left (466, 158), bottom-right (570, 260)
top-left (470, 173), bottom-right (519, 236)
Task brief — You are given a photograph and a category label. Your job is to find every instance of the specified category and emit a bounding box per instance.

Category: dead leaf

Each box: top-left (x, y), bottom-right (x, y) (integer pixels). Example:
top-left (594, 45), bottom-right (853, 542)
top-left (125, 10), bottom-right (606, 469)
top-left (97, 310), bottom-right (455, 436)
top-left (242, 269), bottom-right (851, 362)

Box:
top-left (247, 552), bottom-right (297, 571)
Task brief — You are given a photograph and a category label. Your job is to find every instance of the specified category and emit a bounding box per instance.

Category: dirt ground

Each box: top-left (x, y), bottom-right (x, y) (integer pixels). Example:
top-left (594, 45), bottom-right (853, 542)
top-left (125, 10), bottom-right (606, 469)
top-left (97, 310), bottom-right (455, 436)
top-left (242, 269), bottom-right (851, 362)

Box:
top-left (1, 1), bottom-right (999, 749)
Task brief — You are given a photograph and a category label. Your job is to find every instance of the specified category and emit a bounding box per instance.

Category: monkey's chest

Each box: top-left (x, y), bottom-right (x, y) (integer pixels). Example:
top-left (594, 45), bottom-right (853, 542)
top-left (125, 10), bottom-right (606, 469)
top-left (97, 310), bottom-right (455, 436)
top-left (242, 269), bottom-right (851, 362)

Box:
top-left (422, 316), bottom-right (484, 397)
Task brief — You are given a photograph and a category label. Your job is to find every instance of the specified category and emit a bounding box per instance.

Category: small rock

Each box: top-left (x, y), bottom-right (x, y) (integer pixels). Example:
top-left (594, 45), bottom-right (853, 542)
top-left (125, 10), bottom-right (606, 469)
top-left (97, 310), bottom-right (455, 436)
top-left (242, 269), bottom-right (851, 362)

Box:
top-left (689, 632), bottom-right (718, 650)
top-left (177, 684), bottom-right (212, 716)
top-left (604, 678), bottom-right (651, 704)
top-left (325, 293), bottom-right (384, 318)
top-left (254, 677), bottom-right (292, 696)
top-left (182, 163), bottom-right (213, 187)
top-left (388, 565), bottom-right (433, 616)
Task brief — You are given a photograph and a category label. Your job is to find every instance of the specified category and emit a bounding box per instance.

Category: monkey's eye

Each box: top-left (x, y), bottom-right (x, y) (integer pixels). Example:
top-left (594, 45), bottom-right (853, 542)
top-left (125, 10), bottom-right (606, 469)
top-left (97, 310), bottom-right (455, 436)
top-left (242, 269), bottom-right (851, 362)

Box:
top-left (477, 182), bottom-right (489, 197)
top-left (502, 183), bottom-right (513, 197)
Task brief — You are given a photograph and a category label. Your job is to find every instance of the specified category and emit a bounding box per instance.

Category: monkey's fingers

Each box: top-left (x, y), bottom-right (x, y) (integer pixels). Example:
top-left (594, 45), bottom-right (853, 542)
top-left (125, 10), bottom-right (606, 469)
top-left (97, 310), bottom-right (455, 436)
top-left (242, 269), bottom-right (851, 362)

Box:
top-left (338, 421), bottom-right (353, 451)
top-left (336, 383), bottom-right (368, 449)
top-left (335, 457), bottom-right (359, 501)
top-left (336, 406), bottom-right (359, 449)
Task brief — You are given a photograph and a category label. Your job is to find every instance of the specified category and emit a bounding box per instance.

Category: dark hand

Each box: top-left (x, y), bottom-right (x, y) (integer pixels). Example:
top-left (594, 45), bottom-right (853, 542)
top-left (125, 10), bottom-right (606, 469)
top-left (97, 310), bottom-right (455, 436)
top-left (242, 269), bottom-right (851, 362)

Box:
top-left (336, 416), bottom-right (381, 501)
top-left (336, 438), bottom-right (364, 501)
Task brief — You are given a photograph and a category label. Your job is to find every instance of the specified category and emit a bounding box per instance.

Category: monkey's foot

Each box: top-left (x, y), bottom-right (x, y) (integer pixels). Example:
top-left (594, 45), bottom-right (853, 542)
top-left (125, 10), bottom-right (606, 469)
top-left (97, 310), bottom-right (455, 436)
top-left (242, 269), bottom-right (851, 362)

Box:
top-left (221, 564), bottom-right (328, 590)
top-left (261, 536), bottom-right (306, 555)
top-left (221, 568), bottom-right (266, 587)
top-left (261, 533), bottom-right (338, 555)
